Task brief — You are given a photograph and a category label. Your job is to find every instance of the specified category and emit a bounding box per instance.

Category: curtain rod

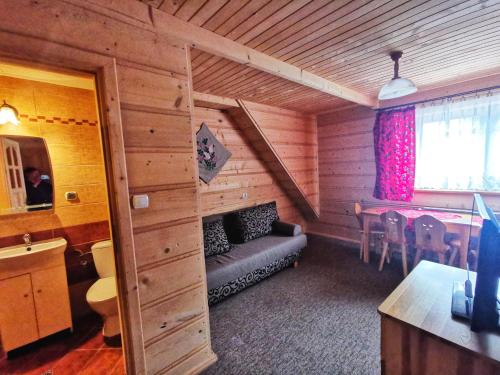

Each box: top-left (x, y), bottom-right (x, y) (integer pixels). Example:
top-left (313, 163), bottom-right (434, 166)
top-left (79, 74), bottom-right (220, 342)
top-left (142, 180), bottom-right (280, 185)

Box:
top-left (376, 84), bottom-right (500, 112)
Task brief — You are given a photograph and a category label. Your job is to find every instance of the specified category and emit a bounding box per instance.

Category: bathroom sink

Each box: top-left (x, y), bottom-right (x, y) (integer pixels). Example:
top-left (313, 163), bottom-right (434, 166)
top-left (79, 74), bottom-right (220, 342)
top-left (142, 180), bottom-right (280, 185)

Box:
top-left (0, 237), bottom-right (67, 263)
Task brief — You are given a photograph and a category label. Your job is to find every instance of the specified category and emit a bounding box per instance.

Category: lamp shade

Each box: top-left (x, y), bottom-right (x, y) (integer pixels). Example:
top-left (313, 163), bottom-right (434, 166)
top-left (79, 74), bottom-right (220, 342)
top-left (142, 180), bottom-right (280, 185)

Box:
top-left (378, 77), bottom-right (417, 100)
top-left (0, 100), bottom-right (20, 125)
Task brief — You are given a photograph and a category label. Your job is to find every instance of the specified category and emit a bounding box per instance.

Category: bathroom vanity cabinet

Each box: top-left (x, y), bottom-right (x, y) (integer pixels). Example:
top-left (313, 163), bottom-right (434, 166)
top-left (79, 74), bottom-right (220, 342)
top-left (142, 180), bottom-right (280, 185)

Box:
top-left (0, 242), bottom-right (72, 352)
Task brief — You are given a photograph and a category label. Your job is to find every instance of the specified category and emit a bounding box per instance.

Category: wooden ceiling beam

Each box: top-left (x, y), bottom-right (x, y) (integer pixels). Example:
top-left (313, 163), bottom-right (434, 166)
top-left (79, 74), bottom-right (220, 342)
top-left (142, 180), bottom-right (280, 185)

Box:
top-left (193, 91), bottom-right (238, 110)
top-left (149, 7), bottom-right (377, 108)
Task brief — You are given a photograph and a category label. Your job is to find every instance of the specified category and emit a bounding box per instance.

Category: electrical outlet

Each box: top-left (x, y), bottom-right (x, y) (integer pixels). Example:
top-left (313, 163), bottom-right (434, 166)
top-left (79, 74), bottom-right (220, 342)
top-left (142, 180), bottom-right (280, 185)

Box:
top-left (65, 191), bottom-right (78, 201)
top-left (241, 192), bottom-right (248, 199)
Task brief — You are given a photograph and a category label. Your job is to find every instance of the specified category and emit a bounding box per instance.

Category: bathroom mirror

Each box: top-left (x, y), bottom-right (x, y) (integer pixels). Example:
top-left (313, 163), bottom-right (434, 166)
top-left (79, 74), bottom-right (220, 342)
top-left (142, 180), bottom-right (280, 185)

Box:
top-left (0, 136), bottom-right (53, 214)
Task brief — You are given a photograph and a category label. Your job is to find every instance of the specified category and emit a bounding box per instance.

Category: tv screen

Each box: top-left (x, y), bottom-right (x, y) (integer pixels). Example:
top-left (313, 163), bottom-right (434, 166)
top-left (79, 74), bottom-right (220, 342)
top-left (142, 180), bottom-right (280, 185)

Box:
top-left (470, 194), bottom-right (500, 331)
top-left (451, 194), bottom-right (500, 331)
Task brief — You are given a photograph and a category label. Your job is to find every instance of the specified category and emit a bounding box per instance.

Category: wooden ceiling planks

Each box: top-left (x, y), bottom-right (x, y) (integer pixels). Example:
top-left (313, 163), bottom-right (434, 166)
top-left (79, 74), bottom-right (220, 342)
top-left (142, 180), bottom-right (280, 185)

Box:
top-left (318, 3), bottom-right (500, 79)
top-left (142, 0), bottom-right (500, 113)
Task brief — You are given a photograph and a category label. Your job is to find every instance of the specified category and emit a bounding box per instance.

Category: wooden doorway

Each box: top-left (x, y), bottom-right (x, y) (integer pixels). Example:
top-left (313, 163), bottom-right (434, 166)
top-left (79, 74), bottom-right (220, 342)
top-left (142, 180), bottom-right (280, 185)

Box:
top-left (0, 39), bottom-right (145, 374)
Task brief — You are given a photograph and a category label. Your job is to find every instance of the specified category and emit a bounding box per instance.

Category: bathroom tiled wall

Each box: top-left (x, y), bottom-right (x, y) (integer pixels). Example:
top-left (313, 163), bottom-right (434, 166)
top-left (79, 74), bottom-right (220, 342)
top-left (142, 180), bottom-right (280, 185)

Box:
top-left (0, 75), bottom-right (111, 319)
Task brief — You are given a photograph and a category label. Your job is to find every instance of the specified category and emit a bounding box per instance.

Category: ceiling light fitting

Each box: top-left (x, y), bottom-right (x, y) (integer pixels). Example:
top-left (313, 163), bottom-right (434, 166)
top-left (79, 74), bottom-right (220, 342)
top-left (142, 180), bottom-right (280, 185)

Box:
top-left (378, 51), bottom-right (417, 100)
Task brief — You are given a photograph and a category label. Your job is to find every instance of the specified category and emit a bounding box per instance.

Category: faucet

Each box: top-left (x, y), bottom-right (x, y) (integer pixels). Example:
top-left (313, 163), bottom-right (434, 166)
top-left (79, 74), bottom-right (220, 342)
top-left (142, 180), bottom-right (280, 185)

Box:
top-left (23, 233), bottom-right (32, 247)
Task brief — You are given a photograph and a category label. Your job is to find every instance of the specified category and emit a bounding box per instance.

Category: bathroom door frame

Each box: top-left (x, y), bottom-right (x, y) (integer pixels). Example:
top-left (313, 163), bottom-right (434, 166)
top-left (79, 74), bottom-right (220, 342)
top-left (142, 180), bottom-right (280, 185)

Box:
top-left (0, 37), bottom-right (145, 374)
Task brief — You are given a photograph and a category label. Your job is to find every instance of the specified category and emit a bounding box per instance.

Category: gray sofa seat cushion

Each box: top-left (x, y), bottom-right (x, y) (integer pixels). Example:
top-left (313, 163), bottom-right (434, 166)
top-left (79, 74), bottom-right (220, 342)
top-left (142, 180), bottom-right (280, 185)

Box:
top-left (206, 233), bottom-right (307, 290)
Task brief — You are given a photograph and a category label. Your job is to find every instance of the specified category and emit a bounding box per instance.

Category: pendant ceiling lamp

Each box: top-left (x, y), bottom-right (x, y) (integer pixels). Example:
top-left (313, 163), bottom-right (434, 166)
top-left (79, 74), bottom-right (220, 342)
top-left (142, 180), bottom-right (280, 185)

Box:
top-left (0, 100), bottom-right (20, 125)
top-left (378, 51), bottom-right (417, 100)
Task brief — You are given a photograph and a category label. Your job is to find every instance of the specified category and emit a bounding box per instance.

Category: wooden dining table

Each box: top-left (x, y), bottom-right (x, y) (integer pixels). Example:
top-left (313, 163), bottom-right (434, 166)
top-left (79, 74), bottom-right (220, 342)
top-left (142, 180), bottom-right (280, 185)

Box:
top-left (361, 207), bottom-right (482, 269)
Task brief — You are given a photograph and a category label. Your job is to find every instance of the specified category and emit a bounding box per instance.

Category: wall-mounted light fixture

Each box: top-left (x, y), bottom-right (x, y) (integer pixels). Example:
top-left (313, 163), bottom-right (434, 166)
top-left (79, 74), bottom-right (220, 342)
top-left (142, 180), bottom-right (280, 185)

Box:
top-left (0, 100), bottom-right (20, 125)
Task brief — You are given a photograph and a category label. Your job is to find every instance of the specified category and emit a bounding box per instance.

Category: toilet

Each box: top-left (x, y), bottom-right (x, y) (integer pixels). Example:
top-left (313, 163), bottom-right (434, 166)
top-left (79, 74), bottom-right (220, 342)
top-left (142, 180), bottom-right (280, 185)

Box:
top-left (86, 240), bottom-right (121, 342)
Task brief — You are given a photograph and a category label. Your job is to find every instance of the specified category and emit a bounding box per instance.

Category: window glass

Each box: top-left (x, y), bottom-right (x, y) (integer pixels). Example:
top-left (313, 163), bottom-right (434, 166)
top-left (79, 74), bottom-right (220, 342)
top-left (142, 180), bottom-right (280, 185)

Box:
top-left (415, 93), bottom-right (500, 191)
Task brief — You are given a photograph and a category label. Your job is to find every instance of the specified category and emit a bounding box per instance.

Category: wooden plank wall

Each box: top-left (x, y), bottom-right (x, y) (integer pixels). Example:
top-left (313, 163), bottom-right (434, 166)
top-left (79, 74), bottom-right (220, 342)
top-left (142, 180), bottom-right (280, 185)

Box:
top-left (308, 104), bottom-right (500, 243)
top-left (0, 0), bottom-right (216, 373)
top-left (237, 101), bottom-right (319, 215)
top-left (119, 60), bottom-right (216, 374)
top-left (194, 107), bottom-right (305, 225)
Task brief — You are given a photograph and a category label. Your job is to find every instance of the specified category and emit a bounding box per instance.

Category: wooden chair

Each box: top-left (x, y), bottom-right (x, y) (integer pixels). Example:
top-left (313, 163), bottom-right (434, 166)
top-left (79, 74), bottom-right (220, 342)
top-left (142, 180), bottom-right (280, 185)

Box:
top-left (446, 235), bottom-right (461, 267)
top-left (379, 211), bottom-right (409, 277)
top-left (445, 234), bottom-right (479, 269)
top-left (354, 202), bottom-right (384, 260)
top-left (413, 215), bottom-right (459, 267)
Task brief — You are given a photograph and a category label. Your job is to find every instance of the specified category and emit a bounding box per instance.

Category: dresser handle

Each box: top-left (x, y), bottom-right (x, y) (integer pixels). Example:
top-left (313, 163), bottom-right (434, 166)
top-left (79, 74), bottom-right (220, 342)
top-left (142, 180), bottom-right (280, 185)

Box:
top-left (37, 289), bottom-right (42, 293)
top-left (23, 293), bottom-right (29, 298)
top-left (164, 248), bottom-right (171, 254)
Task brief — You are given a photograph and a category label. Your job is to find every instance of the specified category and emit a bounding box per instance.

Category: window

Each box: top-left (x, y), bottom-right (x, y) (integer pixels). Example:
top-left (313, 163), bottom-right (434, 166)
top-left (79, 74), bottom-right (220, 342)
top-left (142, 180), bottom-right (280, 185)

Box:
top-left (415, 91), bottom-right (500, 191)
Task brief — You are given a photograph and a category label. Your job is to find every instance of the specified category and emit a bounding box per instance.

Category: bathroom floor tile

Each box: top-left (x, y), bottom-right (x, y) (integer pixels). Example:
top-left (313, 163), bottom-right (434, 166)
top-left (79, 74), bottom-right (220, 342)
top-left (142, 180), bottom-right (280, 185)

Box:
top-left (79, 349), bottom-right (122, 375)
top-left (50, 349), bottom-right (97, 374)
top-left (75, 327), bottom-right (105, 350)
top-left (109, 356), bottom-right (126, 375)
top-left (0, 315), bottom-right (124, 375)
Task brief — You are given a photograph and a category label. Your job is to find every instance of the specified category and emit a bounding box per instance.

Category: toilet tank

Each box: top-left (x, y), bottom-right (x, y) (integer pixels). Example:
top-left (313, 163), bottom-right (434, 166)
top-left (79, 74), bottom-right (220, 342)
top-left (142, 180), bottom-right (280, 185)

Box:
top-left (91, 240), bottom-right (116, 278)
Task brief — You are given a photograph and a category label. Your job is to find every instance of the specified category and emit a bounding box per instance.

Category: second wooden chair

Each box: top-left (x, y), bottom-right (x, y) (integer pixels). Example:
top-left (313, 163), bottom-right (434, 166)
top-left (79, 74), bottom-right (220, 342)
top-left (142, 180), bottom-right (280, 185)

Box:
top-left (413, 215), bottom-right (458, 267)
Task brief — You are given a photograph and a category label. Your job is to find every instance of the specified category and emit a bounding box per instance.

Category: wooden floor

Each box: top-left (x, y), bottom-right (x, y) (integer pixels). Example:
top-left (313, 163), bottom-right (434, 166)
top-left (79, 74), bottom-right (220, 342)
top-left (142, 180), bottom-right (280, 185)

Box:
top-left (0, 315), bottom-right (124, 375)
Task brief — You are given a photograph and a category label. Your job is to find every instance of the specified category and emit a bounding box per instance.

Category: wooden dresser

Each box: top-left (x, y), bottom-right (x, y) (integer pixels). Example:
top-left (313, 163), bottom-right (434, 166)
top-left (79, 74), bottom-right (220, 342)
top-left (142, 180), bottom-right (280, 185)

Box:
top-left (378, 261), bottom-right (500, 375)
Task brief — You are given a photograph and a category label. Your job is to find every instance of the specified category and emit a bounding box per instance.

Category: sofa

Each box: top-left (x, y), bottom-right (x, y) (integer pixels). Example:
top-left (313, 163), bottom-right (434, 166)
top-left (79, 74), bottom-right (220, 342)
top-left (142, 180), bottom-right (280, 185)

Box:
top-left (203, 202), bottom-right (307, 305)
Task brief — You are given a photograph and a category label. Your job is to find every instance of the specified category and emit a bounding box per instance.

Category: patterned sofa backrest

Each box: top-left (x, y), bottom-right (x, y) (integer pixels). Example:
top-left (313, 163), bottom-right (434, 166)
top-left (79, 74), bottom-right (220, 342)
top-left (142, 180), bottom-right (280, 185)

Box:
top-left (223, 202), bottom-right (279, 244)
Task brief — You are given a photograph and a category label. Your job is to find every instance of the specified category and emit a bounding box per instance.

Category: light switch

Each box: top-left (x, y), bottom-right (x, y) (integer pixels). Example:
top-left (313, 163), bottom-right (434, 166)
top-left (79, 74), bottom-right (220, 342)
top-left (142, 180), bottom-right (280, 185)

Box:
top-left (132, 194), bottom-right (149, 209)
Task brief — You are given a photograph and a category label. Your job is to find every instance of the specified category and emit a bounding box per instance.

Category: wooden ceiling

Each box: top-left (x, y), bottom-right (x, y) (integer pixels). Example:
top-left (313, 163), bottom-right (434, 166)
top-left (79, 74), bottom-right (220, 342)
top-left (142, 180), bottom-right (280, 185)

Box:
top-left (142, 0), bottom-right (500, 113)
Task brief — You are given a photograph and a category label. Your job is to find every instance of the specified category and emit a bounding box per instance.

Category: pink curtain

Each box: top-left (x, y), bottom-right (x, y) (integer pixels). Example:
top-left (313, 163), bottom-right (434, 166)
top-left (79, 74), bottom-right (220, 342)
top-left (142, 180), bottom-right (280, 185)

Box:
top-left (373, 106), bottom-right (416, 202)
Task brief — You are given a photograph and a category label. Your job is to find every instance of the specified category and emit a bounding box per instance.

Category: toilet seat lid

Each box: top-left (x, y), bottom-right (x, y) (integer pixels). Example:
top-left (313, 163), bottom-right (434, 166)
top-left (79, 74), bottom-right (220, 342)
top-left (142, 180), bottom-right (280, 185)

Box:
top-left (87, 277), bottom-right (117, 303)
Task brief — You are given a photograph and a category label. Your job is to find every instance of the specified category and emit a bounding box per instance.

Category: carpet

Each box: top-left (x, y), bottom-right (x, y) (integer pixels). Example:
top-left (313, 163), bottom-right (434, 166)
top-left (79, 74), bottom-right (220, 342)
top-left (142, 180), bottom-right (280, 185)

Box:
top-left (203, 235), bottom-right (403, 375)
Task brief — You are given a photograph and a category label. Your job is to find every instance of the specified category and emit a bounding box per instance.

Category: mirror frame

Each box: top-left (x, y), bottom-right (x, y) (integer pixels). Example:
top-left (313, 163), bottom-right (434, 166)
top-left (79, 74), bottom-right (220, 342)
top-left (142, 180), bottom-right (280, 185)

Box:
top-left (0, 134), bottom-right (54, 217)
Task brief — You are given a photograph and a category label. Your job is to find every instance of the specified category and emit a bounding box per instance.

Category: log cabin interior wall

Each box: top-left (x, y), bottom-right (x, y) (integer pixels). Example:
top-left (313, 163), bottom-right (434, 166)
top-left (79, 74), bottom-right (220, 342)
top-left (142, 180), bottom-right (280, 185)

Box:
top-left (194, 103), bottom-right (318, 225)
top-left (308, 74), bottom-right (500, 243)
top-left (0, 0), bottom-right (217, 373)
top-left (5, 0), bottom-right (500, 373)
top-left (119, 58), bottom-right (216, 374)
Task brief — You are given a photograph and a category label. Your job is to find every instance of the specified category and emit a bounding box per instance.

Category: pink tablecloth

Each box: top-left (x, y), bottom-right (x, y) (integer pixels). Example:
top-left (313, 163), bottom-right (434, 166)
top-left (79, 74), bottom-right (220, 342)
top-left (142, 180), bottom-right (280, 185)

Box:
top-left (369, 207), bottom-right (483, 226)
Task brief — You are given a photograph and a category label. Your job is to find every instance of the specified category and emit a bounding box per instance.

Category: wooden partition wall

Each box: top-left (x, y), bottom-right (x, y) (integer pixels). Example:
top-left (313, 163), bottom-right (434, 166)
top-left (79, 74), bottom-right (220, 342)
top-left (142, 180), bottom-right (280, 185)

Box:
top-left (0, 1), bottom-right (216, 374)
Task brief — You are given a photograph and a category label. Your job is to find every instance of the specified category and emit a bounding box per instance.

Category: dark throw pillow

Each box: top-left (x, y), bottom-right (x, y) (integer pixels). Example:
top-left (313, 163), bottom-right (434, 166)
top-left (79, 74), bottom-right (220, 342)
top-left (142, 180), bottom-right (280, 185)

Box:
top-left (203, 218), bottom-right (231, 257)
top-left (231, 201), bottom-right (279, 243)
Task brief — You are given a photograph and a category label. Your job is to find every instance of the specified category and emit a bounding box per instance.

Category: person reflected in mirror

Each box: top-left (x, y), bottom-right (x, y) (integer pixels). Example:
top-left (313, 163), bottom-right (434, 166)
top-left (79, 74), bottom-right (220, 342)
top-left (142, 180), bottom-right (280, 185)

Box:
top-left (24, 167), bottom-right (52, 210)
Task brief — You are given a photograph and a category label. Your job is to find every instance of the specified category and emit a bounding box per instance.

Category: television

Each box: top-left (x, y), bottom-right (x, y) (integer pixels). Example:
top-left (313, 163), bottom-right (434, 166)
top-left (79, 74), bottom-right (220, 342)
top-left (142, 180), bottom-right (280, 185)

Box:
top-left (451, 193), bottom-right (500, 332)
